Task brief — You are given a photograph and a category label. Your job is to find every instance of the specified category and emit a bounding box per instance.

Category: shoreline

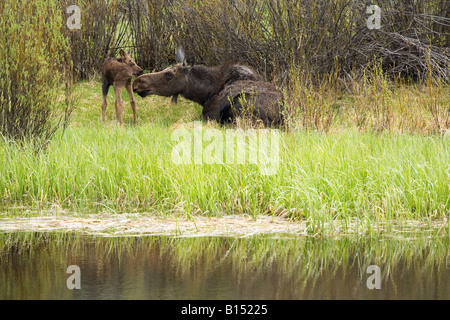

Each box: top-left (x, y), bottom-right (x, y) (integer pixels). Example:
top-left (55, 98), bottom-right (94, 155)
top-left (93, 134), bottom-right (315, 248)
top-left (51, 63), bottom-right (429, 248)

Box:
top-left (0, 213), bottom-right (447, 239)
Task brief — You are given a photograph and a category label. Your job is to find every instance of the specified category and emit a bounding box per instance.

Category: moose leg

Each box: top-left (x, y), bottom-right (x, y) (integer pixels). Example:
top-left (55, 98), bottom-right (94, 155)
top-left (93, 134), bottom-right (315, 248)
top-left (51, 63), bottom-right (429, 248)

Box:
top-left (114, 85), bottom-right (124, 125)
top-left (126, 81), bottom-right (137, 126)
top-left (101, 79), bottom-right (110, 123)
top-left (203, 97), bottom-right (227, 123)
top-left (102, 95), bottom-right (108, 123)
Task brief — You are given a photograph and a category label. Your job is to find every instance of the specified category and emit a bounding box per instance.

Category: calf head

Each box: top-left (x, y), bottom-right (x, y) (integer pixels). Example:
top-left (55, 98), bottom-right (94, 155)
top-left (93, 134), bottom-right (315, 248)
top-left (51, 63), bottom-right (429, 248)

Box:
top-left (119, 49), bottom-right (143, 77)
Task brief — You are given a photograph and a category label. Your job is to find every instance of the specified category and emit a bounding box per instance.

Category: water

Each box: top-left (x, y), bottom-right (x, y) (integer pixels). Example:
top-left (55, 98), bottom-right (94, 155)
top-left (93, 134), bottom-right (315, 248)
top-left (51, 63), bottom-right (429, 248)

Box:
top-left (0, 233), bottom-right (448, 300)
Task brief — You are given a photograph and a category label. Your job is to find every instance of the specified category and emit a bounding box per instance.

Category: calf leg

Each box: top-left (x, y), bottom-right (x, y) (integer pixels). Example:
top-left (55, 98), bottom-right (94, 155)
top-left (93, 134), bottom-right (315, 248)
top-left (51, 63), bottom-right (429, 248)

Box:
top-left (114, 85), bottom-right (124, 125)
top-left (125, 81), bottom-right (137, 126)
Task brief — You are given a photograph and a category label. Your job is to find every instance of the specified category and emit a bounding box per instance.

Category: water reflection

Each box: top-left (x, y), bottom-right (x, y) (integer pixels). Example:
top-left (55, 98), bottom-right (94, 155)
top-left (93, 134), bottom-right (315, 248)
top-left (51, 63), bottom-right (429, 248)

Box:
top-left (0, 233), bottom-right (448, 299)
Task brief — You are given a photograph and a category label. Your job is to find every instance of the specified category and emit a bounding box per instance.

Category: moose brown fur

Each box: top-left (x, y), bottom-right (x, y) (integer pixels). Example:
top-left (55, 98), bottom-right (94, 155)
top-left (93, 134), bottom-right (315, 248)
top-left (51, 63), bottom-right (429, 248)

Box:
top-left (102, 50), bottom-right (143, 125)
top-left (132, 49), bottom-right (283, 126)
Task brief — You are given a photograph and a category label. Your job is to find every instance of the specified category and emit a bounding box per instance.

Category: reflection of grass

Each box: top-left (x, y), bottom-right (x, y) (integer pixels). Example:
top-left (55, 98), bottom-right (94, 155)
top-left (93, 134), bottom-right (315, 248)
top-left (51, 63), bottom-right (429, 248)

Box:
top-left (0, 232), bottom-right (448, 299)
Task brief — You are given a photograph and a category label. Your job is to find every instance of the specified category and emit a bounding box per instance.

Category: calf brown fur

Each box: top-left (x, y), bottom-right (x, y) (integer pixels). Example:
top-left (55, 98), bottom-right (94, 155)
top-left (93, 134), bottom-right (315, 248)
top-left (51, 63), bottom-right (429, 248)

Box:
top-left (101, 50), bottom-right (143, 125)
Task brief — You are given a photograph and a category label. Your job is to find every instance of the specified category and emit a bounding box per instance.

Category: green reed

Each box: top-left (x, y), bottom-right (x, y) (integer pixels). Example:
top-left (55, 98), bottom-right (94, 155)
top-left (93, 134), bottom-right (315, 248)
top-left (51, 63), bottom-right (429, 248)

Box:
top-left (1, 124), bottom-right (449, 237)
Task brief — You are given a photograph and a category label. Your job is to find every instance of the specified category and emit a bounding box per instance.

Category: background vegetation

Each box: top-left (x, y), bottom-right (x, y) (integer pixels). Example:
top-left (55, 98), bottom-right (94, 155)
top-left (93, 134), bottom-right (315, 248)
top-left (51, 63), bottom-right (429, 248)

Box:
top-left (83, 0), bottom-right (450, 84)
top-left (0, 0), bottom-right (72, 150)
top-left (61, 0), bottom-right (131, 79)
top-left (52, 0), bottom-right (450, 83)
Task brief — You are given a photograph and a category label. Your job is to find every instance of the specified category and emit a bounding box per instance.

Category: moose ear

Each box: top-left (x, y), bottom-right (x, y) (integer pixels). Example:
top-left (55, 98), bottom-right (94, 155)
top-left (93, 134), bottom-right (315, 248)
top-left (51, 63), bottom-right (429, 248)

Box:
top-left (120, 49), bottom-right (126, 58)
top-left (176, 47), bottom-right (185, 64)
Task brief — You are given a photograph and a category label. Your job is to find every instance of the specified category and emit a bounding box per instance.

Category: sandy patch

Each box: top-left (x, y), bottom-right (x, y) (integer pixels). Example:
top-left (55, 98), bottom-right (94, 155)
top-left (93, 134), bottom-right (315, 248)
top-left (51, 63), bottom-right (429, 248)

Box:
top-left (0, 213), bottom-right (446, 238)
top-left (0, 214), bottom-right (307, 238)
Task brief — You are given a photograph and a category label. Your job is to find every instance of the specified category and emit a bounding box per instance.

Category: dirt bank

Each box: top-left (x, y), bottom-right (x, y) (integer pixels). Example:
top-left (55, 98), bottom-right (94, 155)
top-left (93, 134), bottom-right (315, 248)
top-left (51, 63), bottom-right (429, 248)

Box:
top-left (0, 214), bottom-right (308, 237)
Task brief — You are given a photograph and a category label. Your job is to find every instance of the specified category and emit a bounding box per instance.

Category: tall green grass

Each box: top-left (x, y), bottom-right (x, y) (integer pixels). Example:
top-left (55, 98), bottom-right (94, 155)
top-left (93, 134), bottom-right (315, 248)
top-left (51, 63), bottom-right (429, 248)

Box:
top-left (1, 123), bottom-right (449, 235)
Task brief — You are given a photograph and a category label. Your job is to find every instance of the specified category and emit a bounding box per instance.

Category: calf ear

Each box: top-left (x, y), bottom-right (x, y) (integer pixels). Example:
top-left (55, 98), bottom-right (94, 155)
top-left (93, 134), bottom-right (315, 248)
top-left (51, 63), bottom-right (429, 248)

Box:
top-left (120, 49), bottom-right (126, 58)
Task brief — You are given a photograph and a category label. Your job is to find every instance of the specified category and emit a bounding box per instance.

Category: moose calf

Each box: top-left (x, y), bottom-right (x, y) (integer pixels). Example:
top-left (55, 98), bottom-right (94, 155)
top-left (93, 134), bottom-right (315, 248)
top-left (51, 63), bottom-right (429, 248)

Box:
top-left (102, 50), bottom-right (143, 125)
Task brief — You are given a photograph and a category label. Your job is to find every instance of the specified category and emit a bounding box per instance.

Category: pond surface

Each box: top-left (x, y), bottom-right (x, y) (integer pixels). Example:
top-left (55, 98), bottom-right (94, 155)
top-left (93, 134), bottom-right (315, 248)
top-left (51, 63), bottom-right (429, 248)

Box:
top-left (0, 233), bottom-right (448, 300)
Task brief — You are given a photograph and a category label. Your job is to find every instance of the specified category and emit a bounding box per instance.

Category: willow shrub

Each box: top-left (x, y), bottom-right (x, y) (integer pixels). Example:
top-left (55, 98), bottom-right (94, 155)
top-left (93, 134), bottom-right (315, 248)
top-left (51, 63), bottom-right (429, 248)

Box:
top-left (60, 0), bottom-right (130, 80)
top-left (125, 0), bottom-right (179, 72)
top-left (0, 0), bottom-right (73, 150)
top-left (168, 0), bottom-right (450, 83)
top-left (72, 0), bottom-right (449, 83)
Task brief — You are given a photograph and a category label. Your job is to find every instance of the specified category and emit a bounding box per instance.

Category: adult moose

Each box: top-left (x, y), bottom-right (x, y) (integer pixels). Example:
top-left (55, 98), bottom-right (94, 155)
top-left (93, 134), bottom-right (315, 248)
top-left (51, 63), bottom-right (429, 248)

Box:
top-left (132, 48), bottom-right (283, 126)
top-left (102, 50), bottom-right (144, 126)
